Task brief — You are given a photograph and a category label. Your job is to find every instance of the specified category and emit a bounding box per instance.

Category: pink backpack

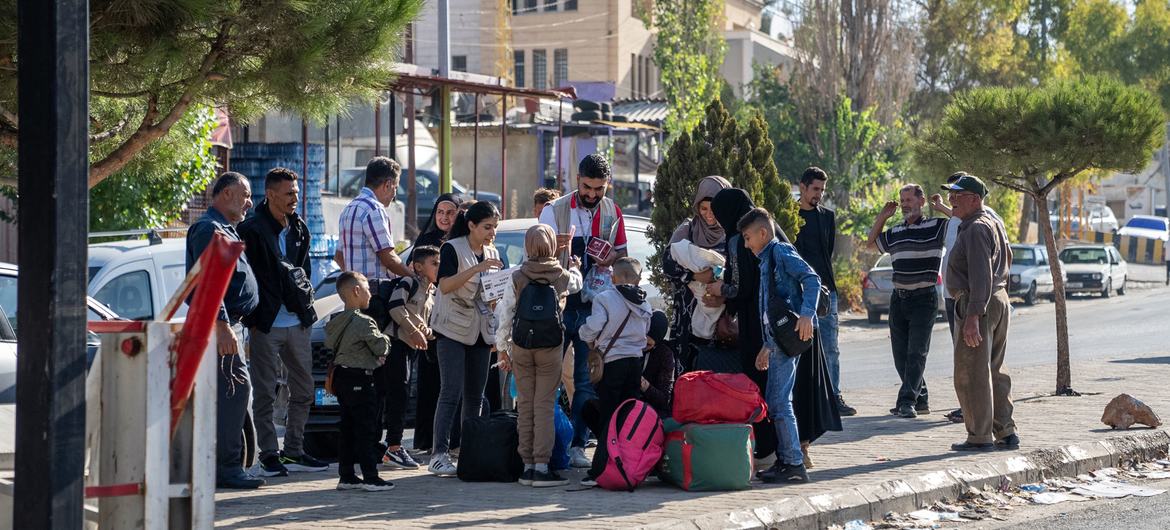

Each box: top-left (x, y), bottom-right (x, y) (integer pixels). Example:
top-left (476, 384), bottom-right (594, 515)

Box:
top-left (596, 399), bottom-right (665, 491)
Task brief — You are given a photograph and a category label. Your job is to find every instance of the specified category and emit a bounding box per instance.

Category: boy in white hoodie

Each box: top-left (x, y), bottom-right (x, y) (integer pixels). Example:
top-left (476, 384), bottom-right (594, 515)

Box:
top-left (578, 257), bottom-right (653, 486)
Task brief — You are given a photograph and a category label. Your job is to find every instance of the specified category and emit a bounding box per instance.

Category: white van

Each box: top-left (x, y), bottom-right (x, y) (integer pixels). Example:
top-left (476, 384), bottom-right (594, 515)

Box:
top-left (88, 235), bottom-right (189, 321)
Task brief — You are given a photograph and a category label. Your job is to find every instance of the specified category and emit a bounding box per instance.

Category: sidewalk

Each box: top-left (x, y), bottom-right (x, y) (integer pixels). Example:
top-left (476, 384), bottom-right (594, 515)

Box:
top-left (215, 350), bottom-right (1170, 529)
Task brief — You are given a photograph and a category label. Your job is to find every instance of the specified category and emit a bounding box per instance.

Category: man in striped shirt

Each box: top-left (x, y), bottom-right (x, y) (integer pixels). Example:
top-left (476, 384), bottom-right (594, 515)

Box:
top-left (335, 157), bottom-right (412, 280)
top-left (866, 184), bottom-right (948, 419)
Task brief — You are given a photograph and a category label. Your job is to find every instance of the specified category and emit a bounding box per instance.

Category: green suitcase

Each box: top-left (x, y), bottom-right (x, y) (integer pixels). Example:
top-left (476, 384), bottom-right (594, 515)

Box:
top-left (658, 419), bottom-right (755, 491)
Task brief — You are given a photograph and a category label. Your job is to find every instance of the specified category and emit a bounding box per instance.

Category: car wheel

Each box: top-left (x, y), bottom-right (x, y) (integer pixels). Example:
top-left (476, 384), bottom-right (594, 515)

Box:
top-left (867, 309), bottom-right (882, 324)
top-left (1101, 278), bottom-right (1111, 298)
top-left (1023, 282), bottom-right (1037, 306)
top-left (1117, 277), bottom-right (1126, 296)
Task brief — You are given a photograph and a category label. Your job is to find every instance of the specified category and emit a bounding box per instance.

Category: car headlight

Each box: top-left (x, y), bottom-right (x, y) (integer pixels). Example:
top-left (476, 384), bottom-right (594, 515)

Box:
top-left (1010, 274), bottom-right (1020, 283)
top-left (1091, 273), bottom-right (1102, 280)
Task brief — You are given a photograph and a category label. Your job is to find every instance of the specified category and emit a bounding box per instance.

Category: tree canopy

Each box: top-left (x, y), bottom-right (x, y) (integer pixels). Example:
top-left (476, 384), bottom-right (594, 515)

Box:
top-left (0, 0), bottom-right (423, 188)
top-left (644, 0), bottom-right (727, 136)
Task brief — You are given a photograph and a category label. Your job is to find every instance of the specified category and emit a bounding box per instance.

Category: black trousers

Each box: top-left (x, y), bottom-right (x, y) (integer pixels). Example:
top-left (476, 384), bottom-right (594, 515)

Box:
top-left (411, 340), bottom-right (460, 451)
top-left (216, 352), bottom-right (251, 481)
top-left (375, 339), bottom-right (412, 447)
top-left (334, 366), bottom-right (381, 480)
top-left (585, 357), bottom-right (643, 479)
top-left (889, 288), bottom-right (937, 408)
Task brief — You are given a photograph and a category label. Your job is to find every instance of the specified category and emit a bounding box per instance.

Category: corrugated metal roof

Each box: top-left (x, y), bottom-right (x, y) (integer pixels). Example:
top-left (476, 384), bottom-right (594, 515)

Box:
top-left (611, 98), bottom-right (669, 125)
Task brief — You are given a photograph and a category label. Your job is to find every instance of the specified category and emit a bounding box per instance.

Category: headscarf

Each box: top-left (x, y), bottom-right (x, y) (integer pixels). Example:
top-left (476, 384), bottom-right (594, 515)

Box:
top-left (711, 187), bottom-right (790, 243)
top-left (524, 224), bottom-right (557, 259)
top-left (670, 175), bottom-right (732, 247)
top-left (414, 193), bottom-right (463, 248)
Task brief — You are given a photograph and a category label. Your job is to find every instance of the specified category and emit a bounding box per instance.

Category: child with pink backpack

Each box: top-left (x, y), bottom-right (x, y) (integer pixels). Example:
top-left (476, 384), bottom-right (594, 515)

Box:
top-left (577, 257), bottom-right (656, 488)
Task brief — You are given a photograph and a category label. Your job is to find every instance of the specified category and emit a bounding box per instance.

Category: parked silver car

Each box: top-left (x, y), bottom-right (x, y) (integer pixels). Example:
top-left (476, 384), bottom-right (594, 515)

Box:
top-left (1009, 244), bottom-right (1062, 305)
top-left (862, 254), bottom-right (945, 324)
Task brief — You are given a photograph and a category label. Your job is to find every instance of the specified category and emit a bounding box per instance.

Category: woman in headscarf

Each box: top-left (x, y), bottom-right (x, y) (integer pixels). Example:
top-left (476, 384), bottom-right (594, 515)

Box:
top-left (710, 188), bottom-right (840, 469)
top-left (410, 193), bottom-right (463, 453)
top-left (662, 175), bottom-right (733, 373)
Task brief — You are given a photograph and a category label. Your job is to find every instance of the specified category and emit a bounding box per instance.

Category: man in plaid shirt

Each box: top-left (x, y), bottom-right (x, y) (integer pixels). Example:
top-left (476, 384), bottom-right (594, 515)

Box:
top-left (335, 157), bottom-right (412, 279)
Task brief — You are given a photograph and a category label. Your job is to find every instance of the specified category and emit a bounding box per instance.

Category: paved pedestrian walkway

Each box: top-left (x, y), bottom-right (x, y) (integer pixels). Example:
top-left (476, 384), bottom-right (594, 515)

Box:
top-left (215, 349), bottom-right (1170, 529)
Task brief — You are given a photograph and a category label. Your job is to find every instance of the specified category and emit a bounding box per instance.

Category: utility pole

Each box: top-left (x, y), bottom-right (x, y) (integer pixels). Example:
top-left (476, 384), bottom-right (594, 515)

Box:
top-left (438, 0), bottom-right (452, 194)
top-left (1162, 124), bottom-right (1169, 214)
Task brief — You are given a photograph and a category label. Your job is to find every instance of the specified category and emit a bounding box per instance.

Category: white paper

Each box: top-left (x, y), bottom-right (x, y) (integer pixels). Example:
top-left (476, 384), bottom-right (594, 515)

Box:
top-left (481, 265), bottom-right (519, 301)
top-left (1031, 492), bottom-right (1082, 505)
top-left (1071, 482), bottom-right (1166, 499)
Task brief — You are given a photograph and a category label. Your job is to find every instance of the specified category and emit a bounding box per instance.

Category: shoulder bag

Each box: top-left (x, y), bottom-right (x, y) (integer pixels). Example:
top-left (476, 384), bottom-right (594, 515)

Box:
top-left (587, 310), bottom-right (633, 385)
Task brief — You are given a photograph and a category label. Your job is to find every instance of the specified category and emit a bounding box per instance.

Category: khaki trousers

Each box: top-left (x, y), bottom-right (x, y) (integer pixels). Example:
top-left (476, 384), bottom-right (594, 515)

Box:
top-left (511, 344), bottom-right (563, 465)
top-left (953, 289), bottom-right (1016, 444)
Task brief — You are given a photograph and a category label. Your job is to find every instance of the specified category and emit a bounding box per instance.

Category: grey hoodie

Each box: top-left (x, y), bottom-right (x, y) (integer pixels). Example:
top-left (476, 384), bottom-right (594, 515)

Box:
top-left (579, 285), bottom-right (652, 363)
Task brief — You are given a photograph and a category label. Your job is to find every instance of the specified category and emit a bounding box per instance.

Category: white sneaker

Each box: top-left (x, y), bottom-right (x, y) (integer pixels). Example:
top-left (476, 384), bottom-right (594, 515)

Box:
top-left (428, 453), bottom-right (457, 477)
top-left (569, 447), bottom-right (591, 468)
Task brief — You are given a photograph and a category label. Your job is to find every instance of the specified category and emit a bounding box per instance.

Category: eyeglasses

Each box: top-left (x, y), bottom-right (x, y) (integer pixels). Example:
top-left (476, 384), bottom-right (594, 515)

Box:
top-left (947, 191), bottom-right (977, 200)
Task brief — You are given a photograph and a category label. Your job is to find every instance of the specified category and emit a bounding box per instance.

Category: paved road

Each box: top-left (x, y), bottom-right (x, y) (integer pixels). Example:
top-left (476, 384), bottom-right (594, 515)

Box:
top-left (835, 284), bottom-right (1168, 398)
top-left (961, 477), bottom-right (1170, 530)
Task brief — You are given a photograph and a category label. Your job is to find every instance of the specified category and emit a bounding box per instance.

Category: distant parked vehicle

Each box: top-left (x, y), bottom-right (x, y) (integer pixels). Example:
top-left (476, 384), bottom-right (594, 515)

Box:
top-left (88, 236), bottom-right (189, 321)
top-left (1009, 244), bottom-right (1063, 305)
top-left (1117, 215), bottom-right (1170, 242)
top-left (1049, 204), bottom-right (1119, 233)
top-left (1059, 245), bottom-right (1127, 298)
top-left (337, 167), bottom-right (502, 221)
top-left (862, 254), bottom-right (946, 324)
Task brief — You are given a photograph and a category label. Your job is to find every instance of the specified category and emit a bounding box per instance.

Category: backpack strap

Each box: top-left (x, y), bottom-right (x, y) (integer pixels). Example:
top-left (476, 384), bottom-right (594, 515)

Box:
top-left (601, 309), bottom-right (633, 359)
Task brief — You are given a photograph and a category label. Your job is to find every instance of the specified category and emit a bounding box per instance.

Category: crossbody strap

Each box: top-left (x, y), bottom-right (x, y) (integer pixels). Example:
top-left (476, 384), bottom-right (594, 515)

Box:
top-left (601, 309), bottom-right (634, 358)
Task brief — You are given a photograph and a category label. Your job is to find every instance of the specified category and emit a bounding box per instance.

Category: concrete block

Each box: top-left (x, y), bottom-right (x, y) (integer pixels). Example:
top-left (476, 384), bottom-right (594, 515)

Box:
top-left (904, 470), bottom-right (963, 507)
top-left (946, 463), bottom-right (1002, 491)
top-left (751, 496), bottom-right (819, 530)
top-left (1065, 441), bottom-right (1117, 476)
top-left (806, 488), bottom-right (873, 528)
top-left (691, 509), bottom-right (765, 530)
top-left (1028, 447), bottom-right (1078, 480)
top-left (854, 479), bottom-right (918, 517)
top-left (984, 455), bottom-right (1041, 485)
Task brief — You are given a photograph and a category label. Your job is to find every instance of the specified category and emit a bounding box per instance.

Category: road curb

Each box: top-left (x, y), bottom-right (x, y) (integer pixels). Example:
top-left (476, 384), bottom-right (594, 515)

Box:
top-left (646, 430), bottom-right (1169, 530)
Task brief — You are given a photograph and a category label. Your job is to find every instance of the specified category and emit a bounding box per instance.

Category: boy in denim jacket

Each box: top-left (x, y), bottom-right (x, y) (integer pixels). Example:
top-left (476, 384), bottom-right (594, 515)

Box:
top-left (739, 208), bottom-right (822, 484)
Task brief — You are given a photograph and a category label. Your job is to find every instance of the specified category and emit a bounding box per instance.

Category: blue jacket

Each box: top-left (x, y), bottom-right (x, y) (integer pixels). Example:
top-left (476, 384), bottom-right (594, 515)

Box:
top-left (185, 206), bottom-right (259, 323)
top-left (756, 239), bottom-right (821, 352)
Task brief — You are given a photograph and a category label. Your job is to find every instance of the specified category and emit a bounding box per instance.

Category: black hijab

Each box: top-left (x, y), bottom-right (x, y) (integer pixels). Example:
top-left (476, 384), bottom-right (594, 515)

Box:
top-left (414, 193), bottom-right (463, 248)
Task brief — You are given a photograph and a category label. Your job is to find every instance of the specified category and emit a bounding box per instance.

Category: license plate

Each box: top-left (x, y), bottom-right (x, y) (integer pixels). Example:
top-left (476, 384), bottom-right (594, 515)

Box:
top-left (315, 388), bottom-right (338, 406)
top-left (1066, 282), bottom-right (1082, 288)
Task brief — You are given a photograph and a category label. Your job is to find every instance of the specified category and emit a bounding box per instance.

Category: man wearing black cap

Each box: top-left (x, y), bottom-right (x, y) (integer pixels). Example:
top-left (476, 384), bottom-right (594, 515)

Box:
top-left (942, 174), bottom-right (1018, 452)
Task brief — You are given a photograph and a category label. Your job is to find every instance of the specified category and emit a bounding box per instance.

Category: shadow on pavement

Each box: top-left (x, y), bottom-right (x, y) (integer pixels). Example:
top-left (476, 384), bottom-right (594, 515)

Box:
top-left (813, 413), bottom-right (950, 447)
top-left (1109, 356), bottom-right (1170, 365)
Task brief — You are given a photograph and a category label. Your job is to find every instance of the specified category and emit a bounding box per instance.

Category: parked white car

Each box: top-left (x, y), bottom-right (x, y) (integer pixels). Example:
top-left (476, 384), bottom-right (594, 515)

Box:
top-left (1059, 245), bottom-right (1128, 298)
top-left (1049, 204), bottom-right (1119, 233)
top-left (1117, 215), bottom-right (1170, 242)
top-left (88, 237), bottom-right (189, 321)
top-left (1008, 244), bottom-right (1062, 305)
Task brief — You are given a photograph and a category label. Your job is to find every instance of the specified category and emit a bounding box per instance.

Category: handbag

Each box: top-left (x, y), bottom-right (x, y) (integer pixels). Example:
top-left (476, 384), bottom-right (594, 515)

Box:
top-left (587, 310), bottom-right (633, 385)
top-left (764, 247), bottom-right (813, 358)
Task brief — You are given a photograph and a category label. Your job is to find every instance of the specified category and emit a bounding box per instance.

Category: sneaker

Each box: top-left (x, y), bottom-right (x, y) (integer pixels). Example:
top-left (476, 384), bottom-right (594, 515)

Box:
top-left (217, 474), bottom-right (266, 489)
top-left (995, 433), bottom-right (1020, 451)
top-left (836, 396), bottom-right (857, 417)
top-left (428, 453), bottom-right (457, 477)
top-left (279, 451), bottom-right (329, 473)
top-left (944, 409), bottom-right (964, 423)
top-left (760, 463), bottom-right (809, 484)
top-left (360, 477), bottom-right (396, 492)
top-left (383, 448), bottom-right (420, 470)
top-left (896, 404), bottom-right (918, 419)
top-left (258, 454), bottom-right (289, 477)
top-left (585, 439), bottom-right (598, 448)
top-left (569, 447), bottom-right (591, 468)
top-left (915, 401), bottom-right (931, 414)
top-left (950, 441), bottom-right (994, 452)
top-left (579, 477), bottom-right (597, 488)
top-left (518, 468), bottom-right (535, 486)
top-left (449, 447), bottom-right (460, 459)
top-left (532, 469), bottom-right (569, 488)
top-left (753, 453), bottom-right (777, 472)
top-left (336, 476), bottom-right (364, 491)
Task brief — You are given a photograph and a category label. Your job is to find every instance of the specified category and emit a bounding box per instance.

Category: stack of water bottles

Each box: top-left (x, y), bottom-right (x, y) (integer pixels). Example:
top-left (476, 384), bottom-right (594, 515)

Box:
top-left (231, 142), bottom-right (336, 284)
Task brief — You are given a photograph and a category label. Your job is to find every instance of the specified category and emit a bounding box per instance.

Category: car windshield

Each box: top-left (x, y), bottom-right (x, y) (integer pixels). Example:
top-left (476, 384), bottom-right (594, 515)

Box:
top-left (1060, 248), bottom-right (1109, 264)
top-left (624, 220), bottom-right (653, 266)
top-left (1013, 248), bottom-right (1037, 266)
top-left (875, 254), bottom-right (893, 268)
top-left (1125, 217), bottom-right (1167, 231)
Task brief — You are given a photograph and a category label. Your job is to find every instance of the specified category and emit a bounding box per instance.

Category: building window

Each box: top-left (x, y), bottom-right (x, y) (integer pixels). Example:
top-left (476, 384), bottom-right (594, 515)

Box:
top-left (533, 49), bottom-right (547, 89)
top-left (452, 55), bottom-right (467, 73)
top-left (630, 54), bottom-right (638, 98)
top-left (520, 0), bottom-right (537, 14)
top-left (513, 50), bottom-right (525, 88)
top-left (553, 49), bottom-right (568, 88)
top-left (544, 0), bottom-right (557, 11)
top-left (565, 0), bottom-right (577, 10)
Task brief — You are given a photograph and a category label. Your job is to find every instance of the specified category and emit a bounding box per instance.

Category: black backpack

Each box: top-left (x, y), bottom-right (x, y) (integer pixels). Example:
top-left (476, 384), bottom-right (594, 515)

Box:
top-left (511, 279), bottom-right (564, 349)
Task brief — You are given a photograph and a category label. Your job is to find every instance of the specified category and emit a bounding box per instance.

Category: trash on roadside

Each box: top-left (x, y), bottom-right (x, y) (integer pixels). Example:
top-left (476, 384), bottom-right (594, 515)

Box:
top-left (844, 520), bottom-right (874, 530)
top-left (907, 509), bottom-right (962, 522)
top-left (1019, 484), bottom-right (1046, 493)
top-left (1101, 393), bottom-right (1162, 429)
top-left (1030, 492), bottom-right (1081, 505)
top-left (1070, 481), bottom-right (1166, 499)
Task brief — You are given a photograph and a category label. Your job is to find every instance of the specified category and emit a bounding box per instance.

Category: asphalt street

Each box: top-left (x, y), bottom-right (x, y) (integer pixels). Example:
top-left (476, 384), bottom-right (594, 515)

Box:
top-left (836, 282), bottom-right (1169, 396)
top-left (946, 477), bottom-right (1170, 530)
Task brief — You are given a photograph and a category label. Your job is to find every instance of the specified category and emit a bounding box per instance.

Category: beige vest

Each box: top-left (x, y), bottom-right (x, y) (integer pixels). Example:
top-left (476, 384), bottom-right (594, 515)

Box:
top-left (429, 236), bottom-right (500, 346)
top-left (551, 192), bottom-right (619, 267)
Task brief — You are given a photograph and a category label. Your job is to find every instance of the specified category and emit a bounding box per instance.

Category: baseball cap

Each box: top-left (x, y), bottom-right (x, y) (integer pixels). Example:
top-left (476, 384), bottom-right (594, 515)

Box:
top-left (941, 174), bottom-right (988, 198)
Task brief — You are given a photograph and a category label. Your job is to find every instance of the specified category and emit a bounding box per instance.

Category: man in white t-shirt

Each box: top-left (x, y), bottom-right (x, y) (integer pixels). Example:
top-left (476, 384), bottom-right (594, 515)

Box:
top-left (537, 153), bottom-right (628, 467)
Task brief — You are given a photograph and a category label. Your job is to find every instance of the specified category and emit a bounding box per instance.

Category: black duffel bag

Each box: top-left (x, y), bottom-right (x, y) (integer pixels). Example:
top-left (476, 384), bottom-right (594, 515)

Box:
top-left (456, 411), bottom-right (524, 482)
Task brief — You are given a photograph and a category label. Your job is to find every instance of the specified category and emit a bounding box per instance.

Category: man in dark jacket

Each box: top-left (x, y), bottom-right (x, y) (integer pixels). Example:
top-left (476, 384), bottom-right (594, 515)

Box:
top-left (238, 167), bottom-right (325, 477)
top-left (186, 172), bottom-right (261, 489)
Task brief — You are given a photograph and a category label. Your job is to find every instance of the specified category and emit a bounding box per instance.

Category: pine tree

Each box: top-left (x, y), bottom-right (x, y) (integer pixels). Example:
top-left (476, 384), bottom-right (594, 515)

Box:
top-left (649, 99), bottom-right (802, 289)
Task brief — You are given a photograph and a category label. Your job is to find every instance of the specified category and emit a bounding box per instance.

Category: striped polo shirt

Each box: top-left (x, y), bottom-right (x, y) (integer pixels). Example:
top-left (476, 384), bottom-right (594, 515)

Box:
top-left (877, 216), bottom-right (948, 290)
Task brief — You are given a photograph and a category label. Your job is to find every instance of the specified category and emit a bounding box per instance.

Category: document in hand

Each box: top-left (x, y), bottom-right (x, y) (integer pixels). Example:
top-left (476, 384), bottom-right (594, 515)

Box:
top-left (481, 265), bottom-right (519, 301)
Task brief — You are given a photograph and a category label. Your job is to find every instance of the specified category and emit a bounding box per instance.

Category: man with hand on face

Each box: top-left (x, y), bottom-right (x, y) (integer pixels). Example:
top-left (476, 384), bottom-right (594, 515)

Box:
top-left (239, 167), bottom-right (327, 477)
top-left (185, 172), bottom-right (262, 489)
top-left (538, 153), bottom-right (628, 468)
top-left (866, 184), bottom-right (948, 420)
top-left (336, 156), bottom-right (412, 279)
top-left (942, 174), bottom-right (1017, 452)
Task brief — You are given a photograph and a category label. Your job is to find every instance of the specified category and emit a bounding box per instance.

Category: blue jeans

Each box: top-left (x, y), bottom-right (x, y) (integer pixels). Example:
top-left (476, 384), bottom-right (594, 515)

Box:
top-left (766, 350), bottom-right (803, 467)
top-left (563, 306), bottom-right (598, 448)
top-left (817, 291), bottom-right (841, 397)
